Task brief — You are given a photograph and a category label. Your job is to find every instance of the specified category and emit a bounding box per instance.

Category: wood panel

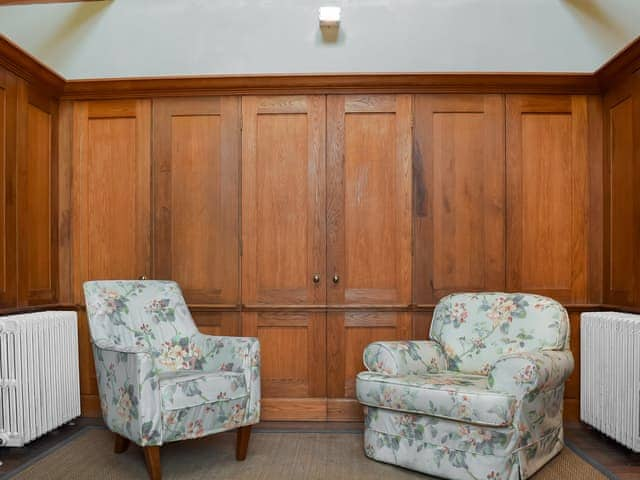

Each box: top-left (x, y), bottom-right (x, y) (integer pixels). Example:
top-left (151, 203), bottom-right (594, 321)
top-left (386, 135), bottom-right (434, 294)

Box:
top-left (242, 96), bottom-right (326, 307)
top-left (413, 94), bottom-right (505, 304)
top-left (327, 95), bottom-right (412, 306)
top-left (506, 95), bottom-right (589, 303)
top-left (242, 311), bottom-right (326, 420)
top-left (603, 77), bottom-right (639, 306)
top-left (17, 81), bottom-right (57, 305)
top-left (153, 97), bottom-right (240, 305)
top-left (327, 311), bottom-right (411, 420)
top-left (193, 311), bottom-right (240, 337)
top-left (71, 99), bottom-right (151, 303)
top-left (0, 67), bottom-right (17, 307)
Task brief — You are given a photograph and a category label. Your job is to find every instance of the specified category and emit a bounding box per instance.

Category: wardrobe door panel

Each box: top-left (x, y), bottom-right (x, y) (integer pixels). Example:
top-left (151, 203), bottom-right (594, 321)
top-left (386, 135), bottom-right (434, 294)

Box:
top-left (153, 97), bottom-right (240, 306)
top-left (414, 94), bottom-right (505, 304)
top-left (0, 68), bottom-right (17, 307)
top-left (327, 95), bottom-right (412, 306)
top-left (242, 311), bottom-right (326, 420)
top-left (506, 95), bottom-right (589, 303)
top-left (72, 99), bottom-right (151, 303)
top-left (327, 311), bottom-right (411, 420)
top-left (17, 83), bottom-right (58, 305)
top-left (242, 96), bottom-right (326, 306)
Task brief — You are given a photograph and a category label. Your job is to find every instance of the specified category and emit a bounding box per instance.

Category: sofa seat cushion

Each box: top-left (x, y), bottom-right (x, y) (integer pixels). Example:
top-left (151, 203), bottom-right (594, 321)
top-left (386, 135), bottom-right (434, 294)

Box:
top-left (159, 370), bottom-right (247, 411)
top-left (356, 371), bottom-right (517, 427)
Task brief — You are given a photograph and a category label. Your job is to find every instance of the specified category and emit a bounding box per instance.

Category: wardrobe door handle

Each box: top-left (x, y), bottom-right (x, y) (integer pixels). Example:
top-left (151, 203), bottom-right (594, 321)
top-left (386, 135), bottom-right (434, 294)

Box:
top-left (332, 274), bottom-right (340, 284)
top-left (312, 274), bottom-right (321, 284)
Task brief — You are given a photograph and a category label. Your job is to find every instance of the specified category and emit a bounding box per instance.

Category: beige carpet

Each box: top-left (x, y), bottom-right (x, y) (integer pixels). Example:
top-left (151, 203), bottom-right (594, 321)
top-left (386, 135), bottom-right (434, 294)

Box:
top-left (9, 428), bottom-right (609, 479)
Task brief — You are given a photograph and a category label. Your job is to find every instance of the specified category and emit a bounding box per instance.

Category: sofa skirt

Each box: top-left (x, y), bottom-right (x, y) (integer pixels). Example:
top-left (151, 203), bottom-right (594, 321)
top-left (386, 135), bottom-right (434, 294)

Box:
top-left (363, 406), bottom-right (564, 480)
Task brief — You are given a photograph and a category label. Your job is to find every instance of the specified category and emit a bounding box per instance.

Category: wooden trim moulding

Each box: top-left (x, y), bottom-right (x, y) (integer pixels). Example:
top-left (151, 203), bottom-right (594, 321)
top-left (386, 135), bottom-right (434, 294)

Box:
top-left (596, 34), bottom-right (640, 90)
top-left (0, 35), bottom-right (65, 95)
top-left (61, 73), bottom-right (601, 99)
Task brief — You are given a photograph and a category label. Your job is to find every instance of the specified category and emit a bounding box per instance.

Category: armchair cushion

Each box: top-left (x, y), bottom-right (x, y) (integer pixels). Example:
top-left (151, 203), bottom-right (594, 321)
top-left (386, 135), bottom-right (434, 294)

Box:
top-left (356, 371), bottom-right (517, 427)
top-left (488, 350), bottom-right (574, 398)
top-left (363, 341), bottom-right (447, 376)
top-left (159, 371), bottom-right (248, 411)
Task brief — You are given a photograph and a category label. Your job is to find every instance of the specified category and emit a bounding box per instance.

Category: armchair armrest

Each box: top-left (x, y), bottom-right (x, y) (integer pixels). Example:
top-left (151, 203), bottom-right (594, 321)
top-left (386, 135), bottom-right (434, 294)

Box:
top-left (193, 334), bottom-right (261, 424)
top-left (363, 341), bottom-right (447, 376)
top-left (92, 343), bottom-right (162, 446)
top-left (488, 350), bottom-right (574, 398)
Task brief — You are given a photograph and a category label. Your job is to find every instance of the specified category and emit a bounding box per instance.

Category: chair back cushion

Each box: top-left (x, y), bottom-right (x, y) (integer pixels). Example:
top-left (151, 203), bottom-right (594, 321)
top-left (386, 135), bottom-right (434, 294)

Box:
top-left (84, 280), bottom-right (199, 371)
top-left (430, 292), bottom-right (569, 375)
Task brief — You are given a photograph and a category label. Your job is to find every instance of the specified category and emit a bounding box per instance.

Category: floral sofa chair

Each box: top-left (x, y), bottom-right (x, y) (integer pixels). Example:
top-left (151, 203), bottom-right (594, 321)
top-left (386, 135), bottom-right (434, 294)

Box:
top-left (83, 280), bottom-right (260, 480)
top-left (356, 292), bottom-right (573, 480)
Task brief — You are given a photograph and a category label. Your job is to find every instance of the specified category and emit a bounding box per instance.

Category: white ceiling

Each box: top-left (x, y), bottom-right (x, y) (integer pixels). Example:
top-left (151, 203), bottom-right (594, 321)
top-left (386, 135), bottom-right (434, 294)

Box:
top-left (1, 0), bottom-right (639, 79)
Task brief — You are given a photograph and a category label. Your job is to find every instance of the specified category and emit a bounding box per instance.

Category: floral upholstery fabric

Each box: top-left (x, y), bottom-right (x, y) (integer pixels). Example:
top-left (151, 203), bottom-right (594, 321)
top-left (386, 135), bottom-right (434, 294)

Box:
top-left (356, 292), bottom-right (573, 480)
top-left (431, 293), bottom-right (569, 375)
top-left (357, 372), bottom-right (516, 426)
top-left (363, 341), bottom-right (447, 376)
top-left (84, 280), bottom-right (260, 446)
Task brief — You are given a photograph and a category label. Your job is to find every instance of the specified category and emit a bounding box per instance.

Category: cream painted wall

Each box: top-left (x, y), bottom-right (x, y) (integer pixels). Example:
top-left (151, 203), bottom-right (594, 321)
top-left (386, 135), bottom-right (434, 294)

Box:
top-left (0, 0), bottom-right (639, 79)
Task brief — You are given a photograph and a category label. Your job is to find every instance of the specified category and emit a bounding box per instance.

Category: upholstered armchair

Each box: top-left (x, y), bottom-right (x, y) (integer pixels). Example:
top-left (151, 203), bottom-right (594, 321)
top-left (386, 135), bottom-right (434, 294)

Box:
top-left (356, 292), bottom-right (573, 480)
top-left (83, 280), bottom-right (260, 480)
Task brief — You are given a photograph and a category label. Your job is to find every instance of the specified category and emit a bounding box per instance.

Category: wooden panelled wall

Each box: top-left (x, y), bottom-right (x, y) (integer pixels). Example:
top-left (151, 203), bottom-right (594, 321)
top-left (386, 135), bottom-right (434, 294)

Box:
top-left (4, 34), bottom-right (640, 424)
top-left (54, 92), bottom-right (603, 421)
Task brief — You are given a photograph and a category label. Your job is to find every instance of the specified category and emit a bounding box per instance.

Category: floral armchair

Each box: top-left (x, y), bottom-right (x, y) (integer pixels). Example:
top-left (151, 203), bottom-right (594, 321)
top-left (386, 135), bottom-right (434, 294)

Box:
top-left (83, 280), bottom-right (260, 480)
top-left (356, 292), bottom-right (573, 480)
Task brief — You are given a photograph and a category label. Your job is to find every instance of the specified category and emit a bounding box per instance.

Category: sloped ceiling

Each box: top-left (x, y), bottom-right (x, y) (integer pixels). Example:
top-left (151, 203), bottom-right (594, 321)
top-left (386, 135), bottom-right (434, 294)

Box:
top-left (0, 0), bottom-right (639, 79)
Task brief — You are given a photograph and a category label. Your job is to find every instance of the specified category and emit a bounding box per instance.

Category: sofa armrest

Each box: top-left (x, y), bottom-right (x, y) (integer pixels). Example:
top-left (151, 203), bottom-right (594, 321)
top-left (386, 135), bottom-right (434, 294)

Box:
top-left (488, 350), bottom-right (574, 398)
top-left (92, 344), bottom-right (162, 446)
top-left (363, 341), bottom-right (447, 376)
top-left (194, 334), bottom-right (261, 424)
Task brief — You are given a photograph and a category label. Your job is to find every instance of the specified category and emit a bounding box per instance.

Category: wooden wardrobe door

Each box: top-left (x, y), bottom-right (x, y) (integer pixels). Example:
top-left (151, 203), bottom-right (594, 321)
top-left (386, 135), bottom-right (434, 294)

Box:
top-left (603, 79), bottom-right (638, 306)
top-left (153, 97), bottom-right (240, 306)
top-left (413, 94), bottom-right (505, 304)
top-left (72, 99), bottom-right (151, 304)
top-left (243, 311), bottom-right (327, 420)
top-left (327, 95), bottom-right (412, 306)
top-left (506, 95), bottom-right (589, 303)
top-left (327, 311), bottom-right (411, 420)
top-left (242, 96), bottom-right (326, 306)
top-left (17, 82), bottom-right (58, 306)
top-left (0, 68), bottom-right (17, 307)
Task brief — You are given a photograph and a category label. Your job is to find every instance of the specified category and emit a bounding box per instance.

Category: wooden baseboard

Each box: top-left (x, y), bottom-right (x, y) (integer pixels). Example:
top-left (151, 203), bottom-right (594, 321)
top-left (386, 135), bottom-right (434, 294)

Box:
top-left (261, 398), bottom-right (328, 421)
top-left (327, 399), bottom-right (363, 421)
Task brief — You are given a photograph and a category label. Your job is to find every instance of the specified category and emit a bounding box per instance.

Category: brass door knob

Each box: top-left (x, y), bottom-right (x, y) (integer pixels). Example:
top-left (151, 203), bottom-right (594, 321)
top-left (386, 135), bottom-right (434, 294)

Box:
top-left (312, 274), bottom-right (321, 284)
top-left (332, 274), bottom-right (340, 284)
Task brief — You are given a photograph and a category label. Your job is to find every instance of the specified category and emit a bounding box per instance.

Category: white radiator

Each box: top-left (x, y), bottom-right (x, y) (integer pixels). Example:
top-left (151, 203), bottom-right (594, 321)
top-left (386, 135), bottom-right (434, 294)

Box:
top-left (581, 311), bottom-right (640, 452)
top-left (0, 311), bottom-right (80, 447)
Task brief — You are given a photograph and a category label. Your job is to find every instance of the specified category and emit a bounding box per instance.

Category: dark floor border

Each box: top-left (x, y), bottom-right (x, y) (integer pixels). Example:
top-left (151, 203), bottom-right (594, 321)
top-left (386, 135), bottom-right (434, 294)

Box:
top-left (0, 425), bottom-right (106, 480)
top-left (565, 439), bottom-right (619, 480)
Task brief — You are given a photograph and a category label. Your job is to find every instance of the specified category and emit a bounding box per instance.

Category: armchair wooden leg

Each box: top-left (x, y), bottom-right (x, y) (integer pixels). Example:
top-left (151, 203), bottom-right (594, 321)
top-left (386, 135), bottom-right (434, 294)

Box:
top-left (114, 433), bottom-right (130, 454)
top-left (236, 425), bottom-right (252, 461)
top-left (143, 446), bottom-right (162, 480)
